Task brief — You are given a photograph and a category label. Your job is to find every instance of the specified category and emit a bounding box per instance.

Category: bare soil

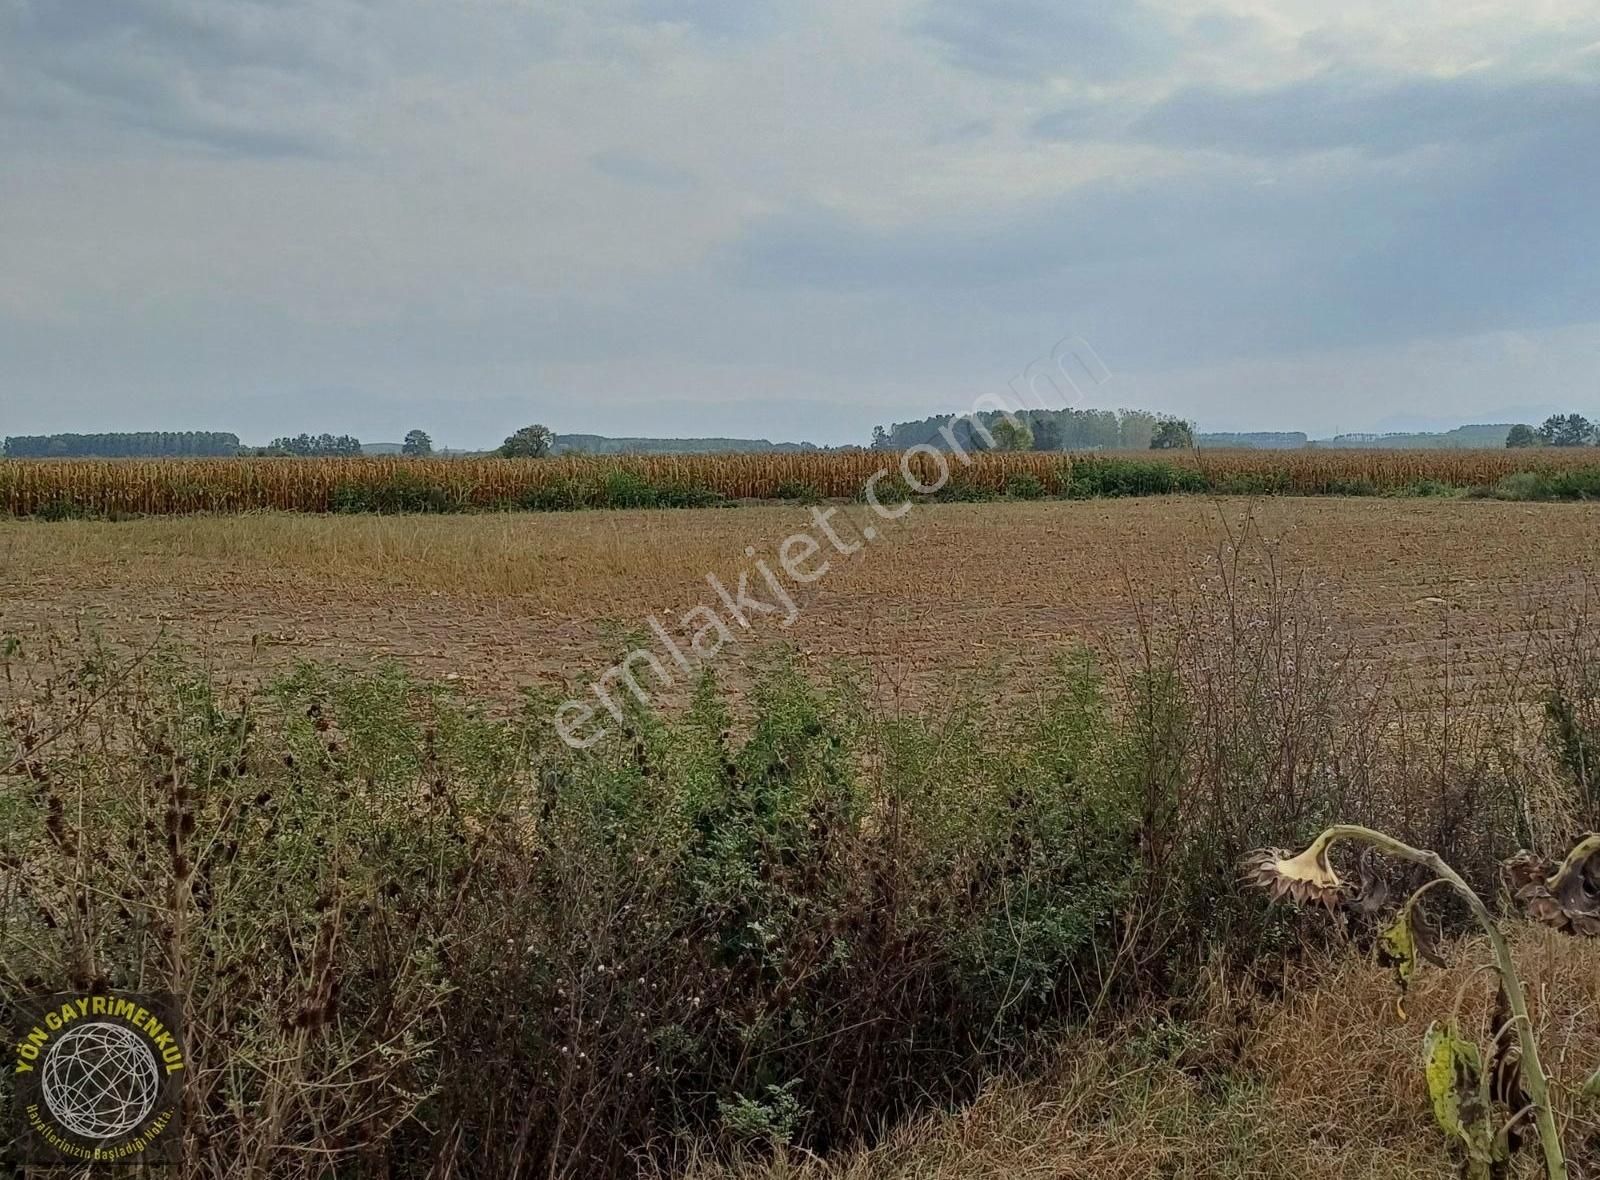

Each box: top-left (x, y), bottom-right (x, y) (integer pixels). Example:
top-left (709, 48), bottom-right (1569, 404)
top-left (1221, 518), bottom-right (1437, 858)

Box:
top-left (1, 497), bottom-right (1596, 707)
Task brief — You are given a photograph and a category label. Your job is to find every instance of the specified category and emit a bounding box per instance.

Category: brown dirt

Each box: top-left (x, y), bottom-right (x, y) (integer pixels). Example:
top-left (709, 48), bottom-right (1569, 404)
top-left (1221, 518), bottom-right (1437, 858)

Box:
top-left (1, 497), bottom-right (1596, 706)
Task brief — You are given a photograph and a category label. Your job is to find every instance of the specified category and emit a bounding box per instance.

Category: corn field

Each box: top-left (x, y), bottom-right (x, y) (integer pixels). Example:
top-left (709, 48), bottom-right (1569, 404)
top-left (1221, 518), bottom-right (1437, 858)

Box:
top-left (1183, 447), bottom-right (1600, 488)
top-left (1, 449), bottom-right (1597, 516)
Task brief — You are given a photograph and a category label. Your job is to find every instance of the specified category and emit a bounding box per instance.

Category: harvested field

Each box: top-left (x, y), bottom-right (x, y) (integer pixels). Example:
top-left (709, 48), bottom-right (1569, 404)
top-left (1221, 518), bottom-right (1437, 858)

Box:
top-left (1, 496), bottom-right (1596, 708)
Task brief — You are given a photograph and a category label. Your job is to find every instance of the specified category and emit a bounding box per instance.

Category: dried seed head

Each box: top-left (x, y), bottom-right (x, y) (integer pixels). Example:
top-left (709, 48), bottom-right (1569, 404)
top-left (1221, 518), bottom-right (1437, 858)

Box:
top-left (1241, 840), bottom-right (1346, 908)
top-left (1503, 850), bottom-right (1554, 896)
top-left (1504, 835), bottom-right (1600, 937)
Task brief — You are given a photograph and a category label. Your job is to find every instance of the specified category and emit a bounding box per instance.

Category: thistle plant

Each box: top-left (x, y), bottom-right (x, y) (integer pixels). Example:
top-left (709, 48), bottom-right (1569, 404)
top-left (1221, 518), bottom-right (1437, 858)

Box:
top-left (1243, 827), bottom-right (1600, 1180)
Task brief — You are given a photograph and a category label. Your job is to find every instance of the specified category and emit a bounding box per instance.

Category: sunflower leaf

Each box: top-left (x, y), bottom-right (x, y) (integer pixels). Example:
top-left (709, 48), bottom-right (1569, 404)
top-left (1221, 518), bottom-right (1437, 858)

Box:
top-left (1423, 1021), bottom-right (1500, 1178)
top-left (1378, 909), bottom-right (1417, 1018)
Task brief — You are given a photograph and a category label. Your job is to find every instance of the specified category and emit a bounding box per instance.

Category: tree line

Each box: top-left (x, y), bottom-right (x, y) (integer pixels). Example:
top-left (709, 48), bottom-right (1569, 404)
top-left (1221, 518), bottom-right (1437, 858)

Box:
top-left (871, 409), bottom-right (1195, 453)
top-left (11, 414), bottom-right (1593, 463)
top-left (1507, 415), bottom-right (1600, 448)
top-left (2, 425), bottom-right (554, 460)
top-left (244, 433), bottom-right (365, 457)
top-left (3, 431), bottom-right (242, 458)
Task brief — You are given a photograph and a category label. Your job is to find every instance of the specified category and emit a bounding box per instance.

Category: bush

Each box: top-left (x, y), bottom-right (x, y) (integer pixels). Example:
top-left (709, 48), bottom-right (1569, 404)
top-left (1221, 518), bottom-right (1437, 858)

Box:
top-left (0, 645), bottom-right (1147, 1178)
top-left (1211, 470), bottom-right (1288, 496)
top-left (514, 472), bottom-right (728, 511)
top-left (774, 481), bottom-right (823, 505)
top-left (933, 474), bottom-right (999, 502)
top-left (1065, 457), bottom-right (1208, 498)
top-left (855, 472), bottom-right (912, 505)
top-left (651, 480), bottom-right (728, 509)
top-left (601, 468), bottom-right (661, 508)
top-left (1005, 473), bottom-right (1048, 500)
top-left (1395, 479), bottom-right (1460, 498)
top-left (332, 473), bottom-right (463, 513)
top-left (1494, 468), bottom-right (1600, 501)
top-left (516, 476), bottom-right (591, 511)
top-left (1325, 477), bottom-right (1380, 497)
top-left (32, 494), bottom-right (91, 521)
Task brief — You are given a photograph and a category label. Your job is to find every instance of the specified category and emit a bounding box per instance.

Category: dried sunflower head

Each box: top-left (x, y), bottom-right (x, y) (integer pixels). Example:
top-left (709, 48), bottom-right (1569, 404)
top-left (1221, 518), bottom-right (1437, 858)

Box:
top-left (1242, 839), bottom-right (1346, 908)
top-left (1503, 835), bottom-right (1600, 937)
top-left (1502, 850), bottom-right (1555, 896)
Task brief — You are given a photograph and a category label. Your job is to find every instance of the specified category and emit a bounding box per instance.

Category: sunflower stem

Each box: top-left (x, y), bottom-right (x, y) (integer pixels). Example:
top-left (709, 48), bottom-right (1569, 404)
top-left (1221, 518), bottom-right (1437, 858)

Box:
top-left (1315, 825), bottom-right (1568, 1180)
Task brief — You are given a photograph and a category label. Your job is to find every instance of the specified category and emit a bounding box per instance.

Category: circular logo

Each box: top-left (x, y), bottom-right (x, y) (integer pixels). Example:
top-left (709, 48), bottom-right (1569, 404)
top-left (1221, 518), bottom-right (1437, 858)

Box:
top-left (39, 1020), bottom-right (161, 1140)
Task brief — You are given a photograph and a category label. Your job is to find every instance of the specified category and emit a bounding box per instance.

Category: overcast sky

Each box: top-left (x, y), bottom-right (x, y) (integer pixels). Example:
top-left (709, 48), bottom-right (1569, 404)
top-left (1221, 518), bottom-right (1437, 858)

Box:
top-left (3, 0), bottom-right (1598, 447)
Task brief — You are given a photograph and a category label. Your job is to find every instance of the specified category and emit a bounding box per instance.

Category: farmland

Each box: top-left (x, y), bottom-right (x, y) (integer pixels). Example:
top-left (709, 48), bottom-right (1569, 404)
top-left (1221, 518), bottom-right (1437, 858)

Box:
top-left (3, 496), bottom-right (1598, 707)
top-left (3, 446), bottom-right (1600, 516)
top-left (3, 492), bottom-right (1599, 1179)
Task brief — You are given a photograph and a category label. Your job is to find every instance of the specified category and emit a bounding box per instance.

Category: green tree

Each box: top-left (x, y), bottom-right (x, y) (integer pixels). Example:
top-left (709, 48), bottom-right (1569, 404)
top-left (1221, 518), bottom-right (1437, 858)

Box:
top-left (1118, 410), bottom-right (1158, 449)
top-left (1030, 416), bottom-right (1063, 451)
top-left (1537, 414), bottom-right (1595, 447)
top-left (500, 424), bottom-right (554, 458)
top-left (3, 432), bottom-right (240, 458)
top-left (402, 429), bottom-right (434, 457)
top-left (1149, 418), bottom-right (1195, 450)
top-left (989, 417), bottom-right (1034, 452)
top-left (1506, 424), bottom-right (1539, 448)
top-left (265, 433), bottom-right (362, 457)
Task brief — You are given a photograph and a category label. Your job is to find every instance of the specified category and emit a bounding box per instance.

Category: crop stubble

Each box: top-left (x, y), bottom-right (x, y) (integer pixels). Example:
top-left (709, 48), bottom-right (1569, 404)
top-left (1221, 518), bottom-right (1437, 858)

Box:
top-left (1, 497), bottom-right (1595, 713)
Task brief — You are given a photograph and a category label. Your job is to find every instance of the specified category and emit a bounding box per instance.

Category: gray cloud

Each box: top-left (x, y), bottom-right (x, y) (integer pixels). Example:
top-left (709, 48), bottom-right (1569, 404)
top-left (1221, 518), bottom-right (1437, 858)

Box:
top-left (1029, 98), bottom-right (1129, 141)
top-left (12, 0), bottom-right (339, 73)
top-left (591, 150), bottom-right (697, 189)
top-left (1184, 10), bottom-right (1258, 48)
top-left (0, 0), bottom-right (369, 156)
top-left (727, 93), bottom-right (1600, 370)
top-left (915, 0), bottom-right (1175, 82)
top-left (631, 0), bottom-right (780, 40)
top-left (1125, 70), bottom-right (1600, 157)
top-left (927, 118), bottom-right (994, 145)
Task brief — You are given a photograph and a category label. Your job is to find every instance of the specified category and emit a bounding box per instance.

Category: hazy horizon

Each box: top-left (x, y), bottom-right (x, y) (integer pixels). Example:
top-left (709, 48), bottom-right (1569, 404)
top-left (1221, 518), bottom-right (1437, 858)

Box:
top-left (1, 409), bottom-right (1572, 454)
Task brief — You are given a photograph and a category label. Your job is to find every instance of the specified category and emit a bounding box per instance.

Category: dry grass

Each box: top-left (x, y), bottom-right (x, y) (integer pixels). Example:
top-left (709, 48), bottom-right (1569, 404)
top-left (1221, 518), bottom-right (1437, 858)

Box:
top-left (4, 448), bottom-right (1600, 516)
top-left (0, 506), bottom-right (804, 602)
top-left (4, 493), bottom-right (1595, 608)
top-left (686, 927), bottom-right (1600, 1180)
